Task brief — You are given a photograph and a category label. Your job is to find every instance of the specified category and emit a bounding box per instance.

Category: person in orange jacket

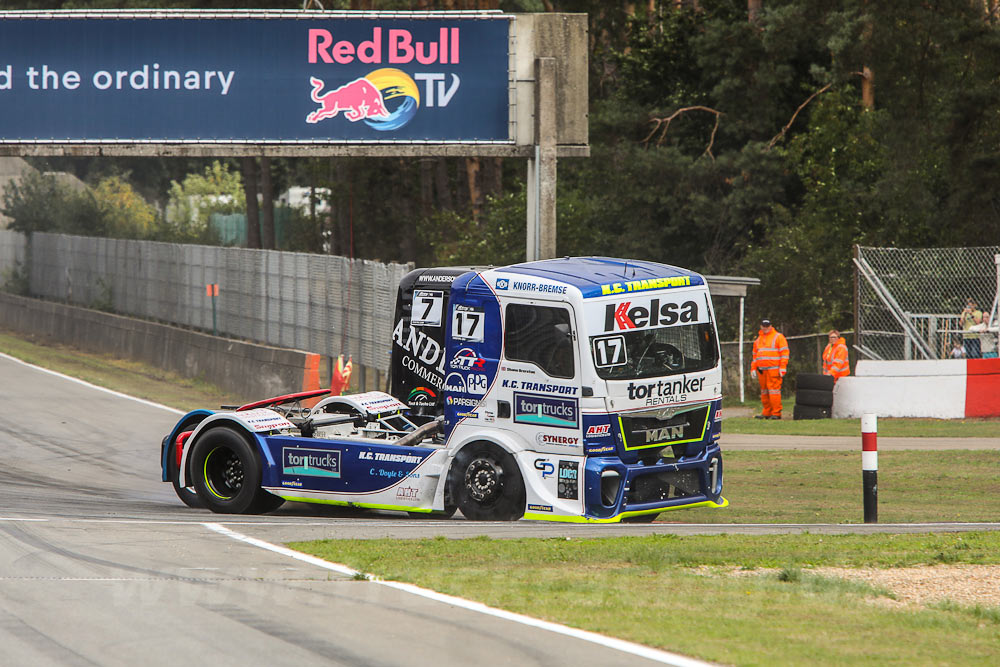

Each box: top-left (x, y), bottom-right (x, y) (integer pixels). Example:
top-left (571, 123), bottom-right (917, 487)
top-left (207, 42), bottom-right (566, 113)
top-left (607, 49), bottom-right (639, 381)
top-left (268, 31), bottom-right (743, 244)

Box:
top-left (822, 330), bottom-right (850, 382)
top-left (750, 318), bottom-right (789, 419)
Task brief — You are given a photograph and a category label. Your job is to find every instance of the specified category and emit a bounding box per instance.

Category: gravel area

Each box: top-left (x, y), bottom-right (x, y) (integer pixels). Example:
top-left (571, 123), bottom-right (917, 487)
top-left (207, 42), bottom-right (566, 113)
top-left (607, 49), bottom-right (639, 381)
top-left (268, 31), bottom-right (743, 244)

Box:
top-left (705, 564), bottom-right (1000, 608)
top-left (813, 564), bottom-right (1000, 607)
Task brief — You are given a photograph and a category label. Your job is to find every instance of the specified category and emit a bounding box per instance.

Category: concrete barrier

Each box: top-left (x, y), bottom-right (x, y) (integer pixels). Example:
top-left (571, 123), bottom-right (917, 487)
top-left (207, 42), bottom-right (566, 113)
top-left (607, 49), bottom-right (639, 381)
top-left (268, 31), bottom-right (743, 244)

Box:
top-left (0, 292), bottom-right (320, 402)
top-left (833, 358), bottom-right (1000, 419)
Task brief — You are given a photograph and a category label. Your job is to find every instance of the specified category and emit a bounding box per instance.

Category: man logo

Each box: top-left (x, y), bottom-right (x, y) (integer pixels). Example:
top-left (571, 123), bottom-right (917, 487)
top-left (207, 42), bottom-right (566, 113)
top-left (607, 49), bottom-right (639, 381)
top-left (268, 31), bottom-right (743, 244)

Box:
top-left (642, 425), bottom-right (685, 443)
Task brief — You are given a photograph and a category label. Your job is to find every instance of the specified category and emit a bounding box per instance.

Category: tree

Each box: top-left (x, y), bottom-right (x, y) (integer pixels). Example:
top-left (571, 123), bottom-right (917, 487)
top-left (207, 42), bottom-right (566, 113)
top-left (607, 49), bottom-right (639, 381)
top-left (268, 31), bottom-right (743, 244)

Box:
top-left (165, 161), bottom-right (245, 242)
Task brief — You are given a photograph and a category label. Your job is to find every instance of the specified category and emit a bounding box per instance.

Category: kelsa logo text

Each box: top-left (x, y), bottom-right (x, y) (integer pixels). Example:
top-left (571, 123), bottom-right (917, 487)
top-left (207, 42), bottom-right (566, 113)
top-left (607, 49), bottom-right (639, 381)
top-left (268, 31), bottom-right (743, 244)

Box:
top-left (605, 299), bottom-right (699, 331)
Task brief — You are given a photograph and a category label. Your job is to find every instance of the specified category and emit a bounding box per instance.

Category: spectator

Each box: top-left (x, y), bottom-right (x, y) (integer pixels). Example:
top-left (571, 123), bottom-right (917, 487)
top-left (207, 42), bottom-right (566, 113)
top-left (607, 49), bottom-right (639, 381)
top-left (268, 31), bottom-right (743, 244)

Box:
top-left (950, 339), bottom-right (967, 359)
top-left (822, 330), bottom-right (850, 381)
top-left (959, 298), bottom-right (984, 359)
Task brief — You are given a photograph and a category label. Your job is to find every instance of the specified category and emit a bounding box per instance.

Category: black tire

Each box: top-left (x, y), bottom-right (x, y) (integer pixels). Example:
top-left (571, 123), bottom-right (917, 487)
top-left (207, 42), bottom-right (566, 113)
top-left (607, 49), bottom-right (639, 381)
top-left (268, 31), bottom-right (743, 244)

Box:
top-left (190, 426), bottom-right (280, 514)
top-left (796, 388), bottom-right (834, 408)
top-left (448, 443), bottom-right (525, 521)
top-left (622, 513), bottom-right (659, 523)
top-left (795, 373), bottom-right (834, 392)
top-left (793, 404), bottom-right (831, 420)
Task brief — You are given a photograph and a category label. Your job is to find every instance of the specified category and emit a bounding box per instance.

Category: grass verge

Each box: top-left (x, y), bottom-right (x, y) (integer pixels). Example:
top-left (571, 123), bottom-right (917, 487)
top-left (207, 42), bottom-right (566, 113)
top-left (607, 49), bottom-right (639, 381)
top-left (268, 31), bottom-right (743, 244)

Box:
top-left (291, 533), bottom-right (1000, 666)
top-left (681, 449), bottom-right (1000, 523)
top-left (725, 411), bottom-right (1000, 437)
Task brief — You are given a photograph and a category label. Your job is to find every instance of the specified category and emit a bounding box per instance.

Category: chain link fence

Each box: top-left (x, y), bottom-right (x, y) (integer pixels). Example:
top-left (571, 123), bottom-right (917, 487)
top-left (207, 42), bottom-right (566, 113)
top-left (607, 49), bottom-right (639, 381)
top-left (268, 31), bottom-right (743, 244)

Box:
top-left (855, 246), bottom-right (1000, 361)
top-left (0, 230), bottom-right (411, 373)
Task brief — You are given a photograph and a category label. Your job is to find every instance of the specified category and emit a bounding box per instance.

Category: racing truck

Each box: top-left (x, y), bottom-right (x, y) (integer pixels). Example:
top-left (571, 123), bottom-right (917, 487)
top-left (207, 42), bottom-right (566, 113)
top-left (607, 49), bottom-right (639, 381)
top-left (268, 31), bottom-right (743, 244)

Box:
top-left (160, 256), bottom-right (727, 522)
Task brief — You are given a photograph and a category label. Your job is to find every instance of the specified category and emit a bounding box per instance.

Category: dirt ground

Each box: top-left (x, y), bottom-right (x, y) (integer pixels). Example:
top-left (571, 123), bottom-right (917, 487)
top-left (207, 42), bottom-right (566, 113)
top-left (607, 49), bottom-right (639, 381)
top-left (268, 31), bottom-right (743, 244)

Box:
top-left (709, 564), bottom-right (1000, 608)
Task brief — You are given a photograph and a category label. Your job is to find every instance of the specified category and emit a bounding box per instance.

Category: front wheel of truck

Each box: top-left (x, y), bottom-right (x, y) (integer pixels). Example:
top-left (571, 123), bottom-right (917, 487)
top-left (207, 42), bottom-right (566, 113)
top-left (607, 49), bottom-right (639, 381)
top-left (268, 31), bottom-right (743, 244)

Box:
top-left (449, 442), bottom-right (525, 521)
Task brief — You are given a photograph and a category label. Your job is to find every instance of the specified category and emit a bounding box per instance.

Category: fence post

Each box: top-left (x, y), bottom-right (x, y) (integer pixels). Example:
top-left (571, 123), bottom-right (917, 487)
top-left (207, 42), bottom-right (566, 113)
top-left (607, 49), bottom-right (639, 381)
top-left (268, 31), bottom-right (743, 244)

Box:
top-left (862, 413), bottom-right (878, 523)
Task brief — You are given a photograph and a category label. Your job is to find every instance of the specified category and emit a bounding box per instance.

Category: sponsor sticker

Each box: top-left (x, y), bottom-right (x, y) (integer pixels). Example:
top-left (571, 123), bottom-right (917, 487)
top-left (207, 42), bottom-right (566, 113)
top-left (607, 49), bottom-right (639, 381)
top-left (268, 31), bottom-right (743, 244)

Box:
top-left (600, 276), bottom-right (693, 296)
top-left (451, 347), bottom-right (485, 370)
top-left (513, 392), bottom-right (579, 429)
top-left (536, 433), bottom-right (580, 447)
top-left (557, 460), bottom-right (579, 500)
top-left (533, 459), bottom-right (555, 478)
top-left (282, 447), bottom-right (341, 478)
top-left (586, 424), bottom-right (612, 438)
top-left (602, 298), bottom-right (702, 332)
top-left (527, 504), bottom-right (553, 512)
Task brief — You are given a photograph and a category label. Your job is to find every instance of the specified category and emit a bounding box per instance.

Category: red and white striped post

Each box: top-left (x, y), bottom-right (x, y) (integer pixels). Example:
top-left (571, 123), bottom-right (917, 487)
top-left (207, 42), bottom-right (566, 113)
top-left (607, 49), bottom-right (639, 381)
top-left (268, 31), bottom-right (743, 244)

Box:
top-left (861, 413), bottom-right (878, 523)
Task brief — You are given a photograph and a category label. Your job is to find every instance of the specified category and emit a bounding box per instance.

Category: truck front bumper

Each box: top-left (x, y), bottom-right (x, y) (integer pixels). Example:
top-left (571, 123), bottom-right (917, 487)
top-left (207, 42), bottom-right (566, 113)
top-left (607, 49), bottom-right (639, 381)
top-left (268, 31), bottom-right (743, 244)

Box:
top-left (525, 444), bottom-right (725, 523)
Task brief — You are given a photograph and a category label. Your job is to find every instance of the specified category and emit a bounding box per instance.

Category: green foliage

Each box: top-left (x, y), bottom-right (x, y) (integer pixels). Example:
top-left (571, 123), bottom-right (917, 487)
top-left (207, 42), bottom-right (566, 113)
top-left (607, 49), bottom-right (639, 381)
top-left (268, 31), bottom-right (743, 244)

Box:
top-left (165, 161), bottom-right (245, 242)
top-left (2, 172), bottom-right (103, 236)
top-left (90, 276), bottom-right (114, 313)
top-left (92, 175), bottom-right (158, 239)
top-left (1, 260), bottom-right (29, 296)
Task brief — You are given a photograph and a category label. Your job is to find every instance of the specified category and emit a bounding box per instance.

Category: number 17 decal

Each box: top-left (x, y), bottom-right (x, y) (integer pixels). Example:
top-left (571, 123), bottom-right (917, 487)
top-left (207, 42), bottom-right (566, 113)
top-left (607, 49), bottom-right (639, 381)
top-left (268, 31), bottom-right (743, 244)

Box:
top-left (593, 334), bottom-right (627, 367)
top-left (452, 305), bottom-right (484, 342)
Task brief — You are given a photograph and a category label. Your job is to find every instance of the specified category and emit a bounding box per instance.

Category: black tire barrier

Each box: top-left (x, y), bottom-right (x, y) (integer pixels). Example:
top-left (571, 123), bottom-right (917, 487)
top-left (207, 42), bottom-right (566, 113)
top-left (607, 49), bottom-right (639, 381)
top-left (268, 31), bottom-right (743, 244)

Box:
top-left (795, 373), bottom-right (834, 392)
top-left (796, 388), bottom-right (834, 408)
top-left (793, 404), bottom-right (831, 420)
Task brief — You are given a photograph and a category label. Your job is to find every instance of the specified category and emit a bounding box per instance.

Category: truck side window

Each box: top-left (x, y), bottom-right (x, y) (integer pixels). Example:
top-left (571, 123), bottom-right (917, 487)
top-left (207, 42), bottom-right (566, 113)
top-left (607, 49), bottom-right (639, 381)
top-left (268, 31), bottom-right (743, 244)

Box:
top-left (504, 304), bottom-right (575, 379)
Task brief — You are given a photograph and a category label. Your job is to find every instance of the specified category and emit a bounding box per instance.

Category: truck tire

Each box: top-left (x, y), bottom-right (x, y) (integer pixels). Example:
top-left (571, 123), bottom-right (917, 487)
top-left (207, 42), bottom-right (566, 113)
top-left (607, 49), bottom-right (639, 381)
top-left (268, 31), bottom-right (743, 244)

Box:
top-left (190, 426), bottom-right (282, 514)
top-left (795, 373), bottom-right (834, 392)
top-left (449, 442), bottom-right (525, 521)
top-left (795, 388), bottom-right (834, 408)
top-left (793, 404), bottom-right (831, 420)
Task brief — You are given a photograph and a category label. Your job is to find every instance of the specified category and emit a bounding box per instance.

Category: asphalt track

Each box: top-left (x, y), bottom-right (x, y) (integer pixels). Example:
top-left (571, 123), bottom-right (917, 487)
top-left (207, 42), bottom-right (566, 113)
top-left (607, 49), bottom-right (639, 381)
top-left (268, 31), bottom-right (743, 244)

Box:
top-left (1, 353), bottom-right (998, 666)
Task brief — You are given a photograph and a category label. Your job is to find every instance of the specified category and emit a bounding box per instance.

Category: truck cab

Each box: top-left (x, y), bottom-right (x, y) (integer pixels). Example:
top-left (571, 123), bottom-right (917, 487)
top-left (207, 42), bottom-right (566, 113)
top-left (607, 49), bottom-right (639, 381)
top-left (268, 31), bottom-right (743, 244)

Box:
top-left (394, 257), bottom-right (726, 522)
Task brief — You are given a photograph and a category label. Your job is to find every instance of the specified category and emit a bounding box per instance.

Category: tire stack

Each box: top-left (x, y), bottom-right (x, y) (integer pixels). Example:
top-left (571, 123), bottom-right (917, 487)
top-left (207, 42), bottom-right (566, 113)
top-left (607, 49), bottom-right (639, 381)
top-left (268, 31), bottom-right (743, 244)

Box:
top-left (794, 373), bottom-right (834, 420)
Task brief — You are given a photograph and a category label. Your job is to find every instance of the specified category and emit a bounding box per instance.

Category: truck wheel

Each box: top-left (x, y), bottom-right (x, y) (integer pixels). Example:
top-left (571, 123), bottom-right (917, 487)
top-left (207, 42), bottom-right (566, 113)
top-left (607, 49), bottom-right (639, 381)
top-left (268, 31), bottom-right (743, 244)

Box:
top-left (190, 426), bottom-right (279, 514)
top-left (164, 435), bottom-right (204, 509)
top-left (449, 443), bottom-right (525, 521)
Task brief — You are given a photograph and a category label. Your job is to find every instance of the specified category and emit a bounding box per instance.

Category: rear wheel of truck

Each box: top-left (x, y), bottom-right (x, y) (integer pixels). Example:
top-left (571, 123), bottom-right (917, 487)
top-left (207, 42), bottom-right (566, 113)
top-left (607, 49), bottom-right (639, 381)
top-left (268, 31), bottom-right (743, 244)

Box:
top-left (191, 426), bottom-right (284, 514)
top-left (449, 443), bottom-right (525, 521)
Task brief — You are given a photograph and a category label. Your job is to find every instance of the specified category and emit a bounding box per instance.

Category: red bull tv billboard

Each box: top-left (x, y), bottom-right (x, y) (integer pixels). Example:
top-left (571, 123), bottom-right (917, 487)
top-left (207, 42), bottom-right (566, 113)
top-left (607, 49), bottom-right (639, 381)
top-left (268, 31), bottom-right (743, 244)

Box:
top-left (0, 11), bottom-right (511, 144)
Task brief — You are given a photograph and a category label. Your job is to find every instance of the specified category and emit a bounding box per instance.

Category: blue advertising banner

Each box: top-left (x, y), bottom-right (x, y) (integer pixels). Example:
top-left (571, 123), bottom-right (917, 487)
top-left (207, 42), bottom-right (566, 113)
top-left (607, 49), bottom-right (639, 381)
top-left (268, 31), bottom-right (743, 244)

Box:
top-left (0, 12), bottom-right (511, 143)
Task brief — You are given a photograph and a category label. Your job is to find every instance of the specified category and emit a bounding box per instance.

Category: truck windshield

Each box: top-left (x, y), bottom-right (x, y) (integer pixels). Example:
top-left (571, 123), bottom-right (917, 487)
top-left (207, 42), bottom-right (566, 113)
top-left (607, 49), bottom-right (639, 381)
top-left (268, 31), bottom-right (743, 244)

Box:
top-left (590, 323), bottom-right (719, 380)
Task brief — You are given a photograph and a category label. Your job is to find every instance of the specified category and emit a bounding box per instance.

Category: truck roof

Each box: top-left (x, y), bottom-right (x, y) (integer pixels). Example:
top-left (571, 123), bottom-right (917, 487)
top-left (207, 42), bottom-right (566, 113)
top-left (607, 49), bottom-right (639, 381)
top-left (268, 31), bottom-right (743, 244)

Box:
top-left (495, 256), bottom-right (706, 299)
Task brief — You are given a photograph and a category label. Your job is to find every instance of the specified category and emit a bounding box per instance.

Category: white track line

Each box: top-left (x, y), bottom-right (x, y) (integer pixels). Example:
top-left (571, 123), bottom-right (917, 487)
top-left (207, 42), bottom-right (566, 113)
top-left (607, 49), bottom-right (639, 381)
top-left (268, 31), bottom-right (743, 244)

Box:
top-left (0, 351), bottom-right (184, 415)
top-left (203, 522), bottom-right (715, 667)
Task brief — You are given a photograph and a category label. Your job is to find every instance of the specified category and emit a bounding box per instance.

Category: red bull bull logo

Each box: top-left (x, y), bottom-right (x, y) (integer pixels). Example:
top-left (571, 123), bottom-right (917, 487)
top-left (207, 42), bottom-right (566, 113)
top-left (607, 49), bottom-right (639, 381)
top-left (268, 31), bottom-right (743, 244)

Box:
top-left (306, 68), bottom-right (420, 131)
top-left (306, 76), bottom-right (389, 123)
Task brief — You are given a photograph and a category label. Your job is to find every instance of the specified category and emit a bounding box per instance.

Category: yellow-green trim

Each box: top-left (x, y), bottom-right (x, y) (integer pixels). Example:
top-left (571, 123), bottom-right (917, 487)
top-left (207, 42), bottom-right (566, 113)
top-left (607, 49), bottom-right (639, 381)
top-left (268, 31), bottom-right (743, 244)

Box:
top-left (273, 495), bottom-right (434, 513)
top-left (203, 447), bottom-right (232, 500)
top-left (524, 497), bottom-right (728, 523)
top-left (618, 404), bottom-right (710, 451)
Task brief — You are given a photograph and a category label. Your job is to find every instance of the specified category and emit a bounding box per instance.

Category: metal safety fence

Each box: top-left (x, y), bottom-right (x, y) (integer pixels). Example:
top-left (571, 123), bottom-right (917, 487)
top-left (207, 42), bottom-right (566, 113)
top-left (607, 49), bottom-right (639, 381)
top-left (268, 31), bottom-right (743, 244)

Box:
top-left (0, 230), bottom-right (412, 373)
top-left (854, 246), bottom-right (1000, 361)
